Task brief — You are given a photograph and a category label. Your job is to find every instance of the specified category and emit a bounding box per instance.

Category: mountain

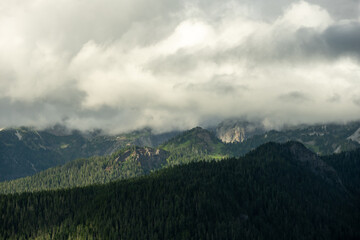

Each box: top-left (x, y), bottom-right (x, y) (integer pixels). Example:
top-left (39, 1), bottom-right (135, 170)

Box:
top-left (273, 141), bottom-right (345, 190)
top-left (1, 142), bottom-right (359, 239)
top-left (0, 126), bottom-right (177, 181)
top-left (160, 127), bottom-right (229, 164)
top-left (0, 127), bottom-right (228, 193)
top-left (3, 124), bottom-right (360, 194)
top-left (2, 121), bottom-right (360, 182)
top-left (215, 119), bottom-right (265, 143)
top-left (161, 127), bottom-right (224, 154)
top-left (0, 126), bottom-right (85, 181)
top-left (226, 121), bottom-right (360, 156)
top-left (323, 147), bottom-right (360, 196)
top-left (0, 146), bottom-right (169, 194)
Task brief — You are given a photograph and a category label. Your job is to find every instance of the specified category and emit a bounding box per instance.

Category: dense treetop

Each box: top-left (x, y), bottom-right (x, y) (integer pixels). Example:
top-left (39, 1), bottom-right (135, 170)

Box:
top-left (0, 142), bottom-right (359, 239)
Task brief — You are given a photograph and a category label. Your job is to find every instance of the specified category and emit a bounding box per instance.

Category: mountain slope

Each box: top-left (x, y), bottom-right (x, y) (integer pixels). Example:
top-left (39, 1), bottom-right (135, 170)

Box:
top-left (0, 142), bottom-right (359, 239)
top-left (0, 126), bottom-right (177, 181)
top-left (161, 127), bottom-right (224, 153)
top-left (323, 148), bottom-right (360, 197)
top-left (0, 127), bottom-right (85, 181)
top-left (2, 121), bottom-right (360, 183)
top-left (0, 127), bottom-right (228, 193)
top-left (0, 128), bottom-right (229, 194)
top-left (0, 146), bottom-right (169, 194)
top-left (161, 127), bottom-right (229, 164)
top-left (2, 124), bottom-right (354, 194)
top-left (227, 121), bottom-right (360, 156)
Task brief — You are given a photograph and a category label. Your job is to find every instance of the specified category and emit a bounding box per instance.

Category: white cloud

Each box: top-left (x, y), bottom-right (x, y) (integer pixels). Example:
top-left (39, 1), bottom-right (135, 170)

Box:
top-left (276, 1), bottom-right (333, 30)
top-left (0, 0), bottom-right (360, 132)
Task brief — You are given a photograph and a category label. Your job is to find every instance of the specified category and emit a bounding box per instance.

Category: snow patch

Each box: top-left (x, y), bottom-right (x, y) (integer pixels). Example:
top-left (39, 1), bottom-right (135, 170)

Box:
top-left (308, 131), bottom-right (324, 136)
top-left (347, 128), bottom-right (360, 144)
top-left (15, 131), bottom-right (23, 140)
top-left (0, 128), bottom-right (4, 132)
top-left (39, 144), bottom-right (47, 150)
top-left (334, 145), bottom-right (341, 154)
top-left (30, 162), bottom-right (37, 172)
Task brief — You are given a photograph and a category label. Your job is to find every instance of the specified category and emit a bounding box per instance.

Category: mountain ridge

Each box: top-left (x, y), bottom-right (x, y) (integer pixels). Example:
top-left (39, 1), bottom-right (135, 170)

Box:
top-left (0, 126), bottom-right (177, 181)
top-left (1, 121), bottom-right (360, 182)
top-left (1, 140), bottom-right (359, 239)
top-left (0, 145), bottom-right (170, 193)
top-left (0, 140), bottom-right (349, 195)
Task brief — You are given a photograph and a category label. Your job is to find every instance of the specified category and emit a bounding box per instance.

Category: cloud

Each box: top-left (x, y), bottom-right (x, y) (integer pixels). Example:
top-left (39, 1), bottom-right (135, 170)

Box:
top-left (0, 0), bottom-right (360, 133)
top-left (327, 93), bottom-right (341, 103)
top-left (353, 96), bottom-right (360, 107)
top-left (278, 91), bottom-right (311, 103)
top-left (323, 21), bottom-right (360, 58)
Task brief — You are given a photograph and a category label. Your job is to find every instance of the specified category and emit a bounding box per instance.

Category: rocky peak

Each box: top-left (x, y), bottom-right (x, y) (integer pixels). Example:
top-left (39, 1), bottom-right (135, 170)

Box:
top-left (112, 146), bottom-right (169, 173)
top-left (216, 119), bottom-right (265, 143)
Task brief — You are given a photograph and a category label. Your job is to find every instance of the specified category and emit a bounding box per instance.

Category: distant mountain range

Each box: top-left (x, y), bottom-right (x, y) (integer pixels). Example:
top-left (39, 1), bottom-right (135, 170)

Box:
top-left (0, 126), bottom-right (178, 181)
top-left (0, 127), bottom-right (226, 193)
top-left (215, 120), bottom-right (360, 155)
top-left (0, 146), bottom-right (169, 193)
top-left (2, 122), bottom-right (360, 194)
top-left (1, 141), bottom-right (359, 239)
top-left (1, 120), bottom-right (360, 183)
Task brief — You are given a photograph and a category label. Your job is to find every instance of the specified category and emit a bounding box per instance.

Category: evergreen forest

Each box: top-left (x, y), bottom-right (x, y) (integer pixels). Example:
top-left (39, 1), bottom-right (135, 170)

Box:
top-left (0, 142), bottom-right (359, 239)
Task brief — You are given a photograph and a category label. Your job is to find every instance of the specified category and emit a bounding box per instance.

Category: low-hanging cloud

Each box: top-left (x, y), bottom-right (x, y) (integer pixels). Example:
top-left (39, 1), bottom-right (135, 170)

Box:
top-left (0, 0), bottom-right (360, 133)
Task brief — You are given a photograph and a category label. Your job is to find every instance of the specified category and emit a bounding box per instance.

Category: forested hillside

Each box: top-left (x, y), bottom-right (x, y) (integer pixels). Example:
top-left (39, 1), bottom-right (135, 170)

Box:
top-left (161, 127), bottom-right (229, 164)
top-left (323, 148), bottom-right (360, 197)
top-left (0, 142), bottom-right (359, 239)
top-left (0, 146), bottom-right (169, 194)
top-left (3, 125), bottom-right (360, 195)
top-left (0, 127), bottom-right (228, 194)
top-left (0, 126), bottom-right (177, 181)
top-left (2, 122), bottom-right (360, 183)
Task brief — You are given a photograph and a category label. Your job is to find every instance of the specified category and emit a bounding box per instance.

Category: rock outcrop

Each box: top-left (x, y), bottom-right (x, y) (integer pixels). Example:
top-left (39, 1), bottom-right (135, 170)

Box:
top-left (216, 119), bottom-right (264, 143)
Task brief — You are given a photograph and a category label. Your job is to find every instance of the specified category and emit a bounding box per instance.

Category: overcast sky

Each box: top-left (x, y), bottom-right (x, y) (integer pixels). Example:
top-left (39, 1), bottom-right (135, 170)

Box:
top-left (0, 0), bottom-right (360, 133)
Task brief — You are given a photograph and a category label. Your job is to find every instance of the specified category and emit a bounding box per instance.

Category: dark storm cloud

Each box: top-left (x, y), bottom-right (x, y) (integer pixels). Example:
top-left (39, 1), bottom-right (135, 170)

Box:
top-left (323, 21), bottom-right (360, 58)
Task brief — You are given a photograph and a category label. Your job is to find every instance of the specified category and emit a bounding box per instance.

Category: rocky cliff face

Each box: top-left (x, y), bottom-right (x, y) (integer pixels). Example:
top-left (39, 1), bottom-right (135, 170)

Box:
top-left (116, 147), bottom-right (169, 173)
top-left (216, 120), bottom-right (264, 143)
